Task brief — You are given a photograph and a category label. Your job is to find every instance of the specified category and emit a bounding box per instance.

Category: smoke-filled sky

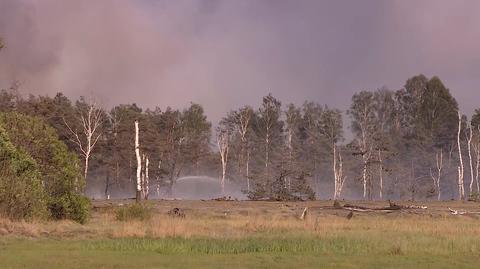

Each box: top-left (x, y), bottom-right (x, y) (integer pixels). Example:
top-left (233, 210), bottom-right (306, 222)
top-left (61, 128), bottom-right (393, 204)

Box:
top-left (0, 0), bottom-right (479, 123)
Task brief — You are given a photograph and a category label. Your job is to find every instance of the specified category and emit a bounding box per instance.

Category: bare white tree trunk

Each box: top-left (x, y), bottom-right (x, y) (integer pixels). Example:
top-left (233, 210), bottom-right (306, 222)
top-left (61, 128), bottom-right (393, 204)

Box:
top-left (361, 148), bottom-right (372, 200)
top-left (358, 118), bottom-right (372, 200)
top-left (246, 150), bottom-right (250, 192)
top-left (141, 154), bottom-right (145, 199)
top-left (156, 160), bottom-right (161, 197)
top-left (84, 158), bottom-right (89, 185)
top-left (145, 156), bottom-right (149, 200)
top-left (467, 122), bottom-right (475, 195)
top-left (262, 111), bottom-right (273, 186)
top-left (378, 150), bottom-right (383, 200)
top-left (236, 108), bottom-right (252, 192)
top-left (287, 128), bottom-right (293, 190)
top-left (217, 129), bottom-right (230, 195)
top-left (362, 160), bottom-right (368, 199)
top-left (333, 143), bottom-right (346, 200)
top-left (64, 99), bottom-right (104, 185)
top-left (333, 142), bottom-right (337, 200)
top-left (430, 150), bottom-right (443, 201)
top-left (457, 112), bottom-right (465, 200)
top-left (135, 120), bottom-right (142, 202)
top-left (474, 126), bottom-right (480, 193)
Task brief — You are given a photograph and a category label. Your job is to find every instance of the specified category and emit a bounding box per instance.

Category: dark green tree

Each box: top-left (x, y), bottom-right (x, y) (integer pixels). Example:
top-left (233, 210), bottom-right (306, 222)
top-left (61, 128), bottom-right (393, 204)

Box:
top-left (181, 103), bottom-right (211, 175)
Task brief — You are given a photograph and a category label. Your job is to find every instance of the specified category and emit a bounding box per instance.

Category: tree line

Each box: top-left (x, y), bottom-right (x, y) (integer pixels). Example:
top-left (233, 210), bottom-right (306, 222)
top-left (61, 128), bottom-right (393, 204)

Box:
top-left (1, 73), bottom-right (479, 202)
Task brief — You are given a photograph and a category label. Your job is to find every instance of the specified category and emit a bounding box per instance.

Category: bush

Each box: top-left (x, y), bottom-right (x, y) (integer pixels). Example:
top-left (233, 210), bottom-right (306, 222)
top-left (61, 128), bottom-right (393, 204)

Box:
top-left (0, 125), bottom-right (48, 220)
top-left (0, 169), bottom-right (48, 221)
top-left (115, 203), bottom-right (153, 222)
top-left (49, 194), bottom-right (91, 224)
top-left (0, 112), bottom-right (89, 223)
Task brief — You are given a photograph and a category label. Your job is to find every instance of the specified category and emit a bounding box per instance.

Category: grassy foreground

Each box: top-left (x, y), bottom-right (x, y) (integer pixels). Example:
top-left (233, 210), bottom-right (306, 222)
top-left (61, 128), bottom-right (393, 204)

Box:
top-left (1, 235), bottom-right (478, 269)
top-left (0, 200), bottom-right (479, 268)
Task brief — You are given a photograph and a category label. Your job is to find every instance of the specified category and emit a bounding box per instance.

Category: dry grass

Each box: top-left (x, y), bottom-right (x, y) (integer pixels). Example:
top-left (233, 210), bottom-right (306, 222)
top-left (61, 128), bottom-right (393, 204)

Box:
top-left (1, 200), bottom-right (479, 242)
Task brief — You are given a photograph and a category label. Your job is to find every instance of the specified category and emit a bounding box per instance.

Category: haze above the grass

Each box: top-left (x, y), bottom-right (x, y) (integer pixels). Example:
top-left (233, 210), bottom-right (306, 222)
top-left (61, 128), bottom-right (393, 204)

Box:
top-left (0, 0), bottom-right (479, 123)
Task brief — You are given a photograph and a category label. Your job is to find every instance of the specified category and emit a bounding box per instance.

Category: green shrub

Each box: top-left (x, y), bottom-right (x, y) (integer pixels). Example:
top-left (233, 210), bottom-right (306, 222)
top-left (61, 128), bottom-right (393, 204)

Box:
top-left (0, 169), bottom-right (48, 220)
top-left (0, 112), bottom-right (89, 223)
top-left (0, 125), bottom-right (48, 220)
top-left (49, 193), bottom-right (91, 224)
top-left (115, 203), bottom-right (153, 222)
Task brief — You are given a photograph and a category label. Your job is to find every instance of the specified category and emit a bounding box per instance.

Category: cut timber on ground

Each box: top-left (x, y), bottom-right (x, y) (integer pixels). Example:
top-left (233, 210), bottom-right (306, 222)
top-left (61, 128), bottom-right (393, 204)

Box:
top-left (448, 208), bottom-right (480, 215)
top-left (300, 207), bottom-right (308, 220)
top-left (341, 201), bottom-right (427, 213)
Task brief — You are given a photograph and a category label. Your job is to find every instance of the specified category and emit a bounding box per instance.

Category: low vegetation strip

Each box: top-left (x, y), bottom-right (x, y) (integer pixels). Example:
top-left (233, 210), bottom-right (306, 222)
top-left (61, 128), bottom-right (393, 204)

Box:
top-left (1, 236), bottom-right (479, 269)
top-left (82, 235), bottom-right (480, 256)
top-left (1, 240), bottom-right (478, 269)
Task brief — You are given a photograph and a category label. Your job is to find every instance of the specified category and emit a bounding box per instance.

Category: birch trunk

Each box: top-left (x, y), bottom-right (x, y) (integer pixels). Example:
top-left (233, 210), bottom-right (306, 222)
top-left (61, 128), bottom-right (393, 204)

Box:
top-left (333, 142), bottom-right (337, 200)
top-left (457, 113), bottom-right (465, 200)
top-left (430, 150), bottom-right (443, 201)
top-left (156, 160), bottom-right (161, 197)
top-left (359, 122), bottom-right (370, 200)
top-left (475, 127), bottom-right (480, 193)
top-left (476, 145), bottom-right (480, 194)
top-left (237, 108), bottom-right (252, 193)
top-left (217, 130), bottom-right (229, 195)
top-left (287, 128), bottom-right (293, 190)
top-left (333, 143), bottom-right (346, 200)
top-left (145, 157), bottom-right (149, 200)
top-left (246, 150), bottom-right (250, 192)
top-left (467, 122), bottom-right (474, 195)
top-left (362, 161), bottom-right (367, 199)
top-left (135, 120), bottom-right (142, 202)
top-left (378, 150), bottom-right (383, 200)
top-left (140, 155), bottom-right (149, 200)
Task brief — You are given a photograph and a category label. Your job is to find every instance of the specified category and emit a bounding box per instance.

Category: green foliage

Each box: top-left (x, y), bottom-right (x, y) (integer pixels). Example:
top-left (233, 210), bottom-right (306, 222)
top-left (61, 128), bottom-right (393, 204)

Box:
top-left (49, 193), bottom-right (91, 224)
top-left (0, 112), bottom-right (89, 223)
top-left (115, 203), bottom-right (153, 222)
top-left (0, 125), bottom-right (48, 220)
top-left (1, 239), bottom-right (480, 269)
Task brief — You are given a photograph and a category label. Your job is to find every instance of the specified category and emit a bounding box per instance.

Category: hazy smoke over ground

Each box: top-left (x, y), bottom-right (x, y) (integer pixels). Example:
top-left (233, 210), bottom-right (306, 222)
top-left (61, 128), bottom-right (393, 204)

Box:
top-left (0, 0), bottom-right (480, 123)
top-left (173, 176), bottom-right (246, 200)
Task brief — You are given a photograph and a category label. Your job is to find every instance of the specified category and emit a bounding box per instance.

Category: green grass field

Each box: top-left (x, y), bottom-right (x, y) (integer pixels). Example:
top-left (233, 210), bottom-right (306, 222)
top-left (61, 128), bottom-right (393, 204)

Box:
top-left (1, 236), bottom-right (478, 269)
top-left (1, 200), bottom-right (479, 268)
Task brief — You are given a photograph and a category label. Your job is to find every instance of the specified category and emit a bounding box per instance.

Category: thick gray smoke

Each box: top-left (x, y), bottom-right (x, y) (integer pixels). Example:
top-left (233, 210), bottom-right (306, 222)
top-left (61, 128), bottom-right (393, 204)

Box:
top-left (0, 0), bottom-right (479, 123)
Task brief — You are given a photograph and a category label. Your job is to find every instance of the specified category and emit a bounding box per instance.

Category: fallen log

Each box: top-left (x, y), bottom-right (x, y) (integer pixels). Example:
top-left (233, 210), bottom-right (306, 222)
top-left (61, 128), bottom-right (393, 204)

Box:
top-left (388, 200), bottom-right (428, 210)
top-left (212, 196), bottom-right (237, 201)
top-left (341, 201), bottom-right (427, 212)
top-left (343, 204), bottom-right (397, 211)
top-left (448, 208), bottom-right (480, 215)
top-left (342, 206), bottom-right (395, 213)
